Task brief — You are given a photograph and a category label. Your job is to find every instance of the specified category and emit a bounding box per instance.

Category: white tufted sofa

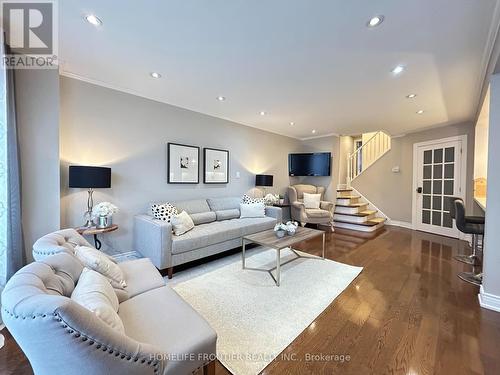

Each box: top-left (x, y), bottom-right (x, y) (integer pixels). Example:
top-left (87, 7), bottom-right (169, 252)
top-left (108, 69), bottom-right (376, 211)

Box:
top-left (2, 229), bottom-right (217, 375)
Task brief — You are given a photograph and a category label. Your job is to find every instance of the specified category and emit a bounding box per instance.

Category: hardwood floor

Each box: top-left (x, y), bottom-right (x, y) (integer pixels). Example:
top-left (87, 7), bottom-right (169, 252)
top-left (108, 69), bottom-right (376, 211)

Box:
top-left (2, 226), bottom-right (500, 374)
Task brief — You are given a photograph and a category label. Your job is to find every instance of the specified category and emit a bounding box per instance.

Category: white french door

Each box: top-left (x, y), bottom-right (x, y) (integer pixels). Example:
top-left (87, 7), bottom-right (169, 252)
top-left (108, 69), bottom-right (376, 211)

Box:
top-left (413, 136), bottom-right (467, 238)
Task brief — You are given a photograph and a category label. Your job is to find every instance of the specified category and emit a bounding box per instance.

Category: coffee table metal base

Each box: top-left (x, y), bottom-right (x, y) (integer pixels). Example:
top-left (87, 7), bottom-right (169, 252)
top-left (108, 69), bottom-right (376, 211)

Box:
top-left (242, 233), bottom-right (325, 286)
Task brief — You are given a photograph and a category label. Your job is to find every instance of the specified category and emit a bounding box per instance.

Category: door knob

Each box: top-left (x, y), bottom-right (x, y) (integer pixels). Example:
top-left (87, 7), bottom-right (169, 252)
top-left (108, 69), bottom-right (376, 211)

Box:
top-left (416, 187), bottom-right (423, 193)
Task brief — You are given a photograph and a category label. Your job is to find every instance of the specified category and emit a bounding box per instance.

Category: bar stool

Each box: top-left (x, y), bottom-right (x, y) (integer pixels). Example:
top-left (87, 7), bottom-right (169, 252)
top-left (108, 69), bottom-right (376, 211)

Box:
top-left (451, 198), bottom-right (484, 286)
top-left (450, 197), bottom-right (484, 265)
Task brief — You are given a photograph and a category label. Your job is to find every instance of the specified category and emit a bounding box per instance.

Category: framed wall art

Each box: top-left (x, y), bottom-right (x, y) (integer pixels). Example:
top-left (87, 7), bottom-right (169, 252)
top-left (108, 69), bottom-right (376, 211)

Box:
top-left (203, 148), bottom-right (229, 184)
top-left (167, 143), bottom-right (200, 184)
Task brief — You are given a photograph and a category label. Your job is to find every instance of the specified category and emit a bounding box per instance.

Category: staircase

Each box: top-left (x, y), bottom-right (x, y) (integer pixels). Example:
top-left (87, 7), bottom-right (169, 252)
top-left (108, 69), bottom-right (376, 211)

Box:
top-left (347, 131), bottom-right (391, 182)
top-left (333, 187), bottom-right (386, 232)
top-left (334, 130), bottom-right (391, 233)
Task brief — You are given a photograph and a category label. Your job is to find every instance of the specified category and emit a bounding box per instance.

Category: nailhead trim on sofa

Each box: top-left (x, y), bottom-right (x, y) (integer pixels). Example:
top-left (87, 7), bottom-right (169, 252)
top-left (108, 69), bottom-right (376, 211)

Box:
top-left (2, 307), bottom-right (162, 374)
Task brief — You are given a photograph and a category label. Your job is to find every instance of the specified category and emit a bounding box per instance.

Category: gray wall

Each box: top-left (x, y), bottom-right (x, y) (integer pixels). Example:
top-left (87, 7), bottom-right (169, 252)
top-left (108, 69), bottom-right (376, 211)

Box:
top-left (60, 77), bottom-right (303, 253)
top-left (15, 69), bottom-right (60, 261)
top-left (482, 73), bottom-right (500, 302)
top-left (352, 122), bottom-right (475, 223)
top-left (297, 135), bottom-right (340, 201)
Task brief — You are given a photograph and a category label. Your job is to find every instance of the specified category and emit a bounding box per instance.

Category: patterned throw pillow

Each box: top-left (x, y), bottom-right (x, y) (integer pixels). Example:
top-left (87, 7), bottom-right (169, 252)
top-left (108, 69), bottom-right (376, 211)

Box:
top-left (151, 203), bottom-right (178, 222)
top-left (242, 194), bottom-right (266, 205)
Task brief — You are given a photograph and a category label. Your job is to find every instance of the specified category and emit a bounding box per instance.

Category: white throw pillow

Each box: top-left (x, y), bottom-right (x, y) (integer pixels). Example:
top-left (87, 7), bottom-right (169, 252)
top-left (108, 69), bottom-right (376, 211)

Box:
top-left (171, 211), bottom-right (195, 236)
top-left (75, 246), bottom-right (127, 289)
top-left (303, 193), bottom-right (321, 209)
top-left (71, 268), bottom-right (125, 333)
top-left (240, 202), bottom-right (266, 218)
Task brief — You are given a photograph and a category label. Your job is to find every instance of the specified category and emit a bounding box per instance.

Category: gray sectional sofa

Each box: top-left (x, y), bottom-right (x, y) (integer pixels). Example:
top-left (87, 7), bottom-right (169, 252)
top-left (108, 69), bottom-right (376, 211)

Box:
top-left (134, 197), bottom-right (282, 278)
top-left (2, 229), bottom-right (217, 375)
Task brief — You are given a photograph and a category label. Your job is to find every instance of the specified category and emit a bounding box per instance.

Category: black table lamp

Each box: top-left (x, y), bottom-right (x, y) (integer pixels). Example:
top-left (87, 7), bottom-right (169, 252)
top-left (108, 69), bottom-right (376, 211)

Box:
top-left (255, 174), bottom-right (273, 187)
top-left (69, 166), bottom-right (111, 227)
top-left (255, 174), bottom-right (273, 195)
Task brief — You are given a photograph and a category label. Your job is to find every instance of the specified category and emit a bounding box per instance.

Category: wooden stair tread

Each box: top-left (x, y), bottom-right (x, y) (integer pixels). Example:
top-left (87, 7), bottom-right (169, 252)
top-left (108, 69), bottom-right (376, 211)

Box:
top-left (337, 195), bottom-right (360, 199)
top-left (334, 210), bottom-right (376, 217)
top-left (335, 202), bottom-right (369, 208)
top-left (336, 188), bottom-right (353, 192)
top-left (334, 217), bottom-right (386, 226)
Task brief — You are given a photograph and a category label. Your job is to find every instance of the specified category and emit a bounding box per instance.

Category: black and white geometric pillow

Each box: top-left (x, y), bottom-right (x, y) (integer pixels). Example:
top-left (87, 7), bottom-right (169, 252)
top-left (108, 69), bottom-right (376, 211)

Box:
top-left (150, 203), bottom-right (178, 223)
top-left (242, 194), bottom-right (266, 205)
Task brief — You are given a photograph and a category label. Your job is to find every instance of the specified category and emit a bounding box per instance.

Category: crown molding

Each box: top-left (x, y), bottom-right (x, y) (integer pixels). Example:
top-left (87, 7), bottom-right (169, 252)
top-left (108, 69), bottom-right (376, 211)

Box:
top-left (300, 132), bottom-right (340, 141)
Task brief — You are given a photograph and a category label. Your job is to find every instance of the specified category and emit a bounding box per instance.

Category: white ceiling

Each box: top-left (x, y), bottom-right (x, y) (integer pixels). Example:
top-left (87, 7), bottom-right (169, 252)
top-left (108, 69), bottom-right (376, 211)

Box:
top-left (59, 0), bottom-right (500, 139)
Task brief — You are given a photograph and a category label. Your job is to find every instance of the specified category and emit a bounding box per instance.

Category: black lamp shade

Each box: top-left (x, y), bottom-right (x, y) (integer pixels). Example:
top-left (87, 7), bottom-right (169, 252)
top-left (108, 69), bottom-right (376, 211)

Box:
top-left (69, 166), bottom-right (111, 189)
top-left (255, 174), bottom-right (273, 187)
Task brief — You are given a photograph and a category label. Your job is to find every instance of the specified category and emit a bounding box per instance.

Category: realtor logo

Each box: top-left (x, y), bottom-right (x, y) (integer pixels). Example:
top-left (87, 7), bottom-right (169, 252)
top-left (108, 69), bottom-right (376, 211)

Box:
top-left (1, 0), bottom-right (58, 69)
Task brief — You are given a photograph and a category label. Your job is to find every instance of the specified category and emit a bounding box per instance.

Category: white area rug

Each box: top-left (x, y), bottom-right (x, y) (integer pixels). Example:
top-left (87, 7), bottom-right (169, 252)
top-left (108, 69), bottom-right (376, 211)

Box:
top-left (172, 247), bottom-right (362, 375)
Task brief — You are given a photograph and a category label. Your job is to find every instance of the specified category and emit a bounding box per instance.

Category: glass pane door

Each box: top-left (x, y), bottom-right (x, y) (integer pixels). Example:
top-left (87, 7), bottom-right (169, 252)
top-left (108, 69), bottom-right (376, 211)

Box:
top-left (416, 139), bottom-right (462, 237)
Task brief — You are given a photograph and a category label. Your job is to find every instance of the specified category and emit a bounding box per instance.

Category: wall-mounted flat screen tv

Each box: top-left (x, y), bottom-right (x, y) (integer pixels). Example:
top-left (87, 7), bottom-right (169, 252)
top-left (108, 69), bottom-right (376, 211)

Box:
top-left (288, 152), bottom-right (331, 176)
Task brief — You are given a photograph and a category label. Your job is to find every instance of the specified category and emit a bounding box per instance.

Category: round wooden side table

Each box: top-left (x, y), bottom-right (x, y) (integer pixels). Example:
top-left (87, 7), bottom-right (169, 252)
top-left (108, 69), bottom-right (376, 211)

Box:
top-left (75, 224), bottom-right (118, 250)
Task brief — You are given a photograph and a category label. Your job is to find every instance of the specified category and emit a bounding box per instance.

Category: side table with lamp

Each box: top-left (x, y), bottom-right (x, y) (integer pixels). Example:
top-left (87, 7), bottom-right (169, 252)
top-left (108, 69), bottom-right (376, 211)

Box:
top-left (255, 174), bottom-right (292, 219)
top-left (255, 174), bottom-right (273, 195)
top-left (76, 224), bottom-right (118, 250)
top-left (69, 165), bottom-right (116, 249)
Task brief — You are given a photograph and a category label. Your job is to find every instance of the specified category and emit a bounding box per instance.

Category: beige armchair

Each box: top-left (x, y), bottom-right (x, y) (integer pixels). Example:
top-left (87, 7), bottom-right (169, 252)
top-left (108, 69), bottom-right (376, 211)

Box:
top-left (288, 184), bottom-right (334, 228)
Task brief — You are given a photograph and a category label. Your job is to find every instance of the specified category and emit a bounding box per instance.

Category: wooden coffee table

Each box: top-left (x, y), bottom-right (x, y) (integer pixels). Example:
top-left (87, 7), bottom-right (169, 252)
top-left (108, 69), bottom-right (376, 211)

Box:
top-left (242, 226), bottom-right (325, 286)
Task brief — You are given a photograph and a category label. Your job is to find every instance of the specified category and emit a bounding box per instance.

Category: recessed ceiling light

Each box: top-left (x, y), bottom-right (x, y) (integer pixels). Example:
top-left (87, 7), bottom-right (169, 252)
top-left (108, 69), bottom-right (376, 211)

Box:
top-left (290, 122), bottom-right (295, 126)
top-left (416, 109), bottom-right (425, 114)
top-left (216, 96), bottom-right (226, 101)
top-left (150, 72), bottom-right (161, 79)
top-left (260, 111), bottom-right (266, 116)
top-left (367, 15), bottom-right (384, 27)
top-left (406, 93), bottom-right (417, 99)
top-left (85, 14), bottom-right (102, 26)
top-left (312, 129), bottom-right (316, 134)
top-left (391, 65), bottom-right (405, 75)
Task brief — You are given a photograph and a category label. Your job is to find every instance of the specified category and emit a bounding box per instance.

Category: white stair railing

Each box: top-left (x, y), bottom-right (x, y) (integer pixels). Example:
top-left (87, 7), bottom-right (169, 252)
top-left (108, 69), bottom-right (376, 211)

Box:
top-left (347, 131), bottom-right (391, 183)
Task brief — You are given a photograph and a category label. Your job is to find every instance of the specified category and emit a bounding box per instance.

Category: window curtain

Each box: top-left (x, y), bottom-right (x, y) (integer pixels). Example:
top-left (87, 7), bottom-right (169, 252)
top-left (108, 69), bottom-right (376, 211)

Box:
top-left (0, 36), bottom-right (25, 290)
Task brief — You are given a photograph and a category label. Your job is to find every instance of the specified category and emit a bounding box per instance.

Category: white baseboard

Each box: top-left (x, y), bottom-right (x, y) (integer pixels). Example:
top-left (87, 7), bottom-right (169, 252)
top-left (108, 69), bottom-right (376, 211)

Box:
top-left (386, 220), bottom-right (413, 229)
top-left (478, 285), bottom-right (500, 313)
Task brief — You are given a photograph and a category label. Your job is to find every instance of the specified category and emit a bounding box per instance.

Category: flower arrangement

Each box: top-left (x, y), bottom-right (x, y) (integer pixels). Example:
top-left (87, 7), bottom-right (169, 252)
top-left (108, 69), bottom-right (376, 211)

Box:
top-left (264, 193), bottom-right (279, 205)
top-left (92, 202), bottom-right (118, 218)
top-left (285, 221), bottom-right (299, 235)
top-left (274, 223), bottom-right (288, 232)
top-left (274, 221), bottom-right (299, 237)
top-left (274, 223), bottom-right (288, 238)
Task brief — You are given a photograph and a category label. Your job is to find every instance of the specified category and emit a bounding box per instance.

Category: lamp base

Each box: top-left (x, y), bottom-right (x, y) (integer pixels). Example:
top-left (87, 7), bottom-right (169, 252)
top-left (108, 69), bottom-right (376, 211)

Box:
top-left (83, 210), bottom-right (95, 228)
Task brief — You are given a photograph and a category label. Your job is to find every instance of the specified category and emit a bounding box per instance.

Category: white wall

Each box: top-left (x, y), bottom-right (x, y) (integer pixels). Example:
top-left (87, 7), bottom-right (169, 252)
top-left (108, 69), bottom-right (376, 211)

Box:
top-left (338, 136), bottom-right (354, 186)
top-left (480, 74), bottom-right (500, 311)
top-left (60, 77), bottom-right (303, 253)
top-left (474, 86), bottom-right (489, 180)
top-left (15, 69), bottom-right (60, 261)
